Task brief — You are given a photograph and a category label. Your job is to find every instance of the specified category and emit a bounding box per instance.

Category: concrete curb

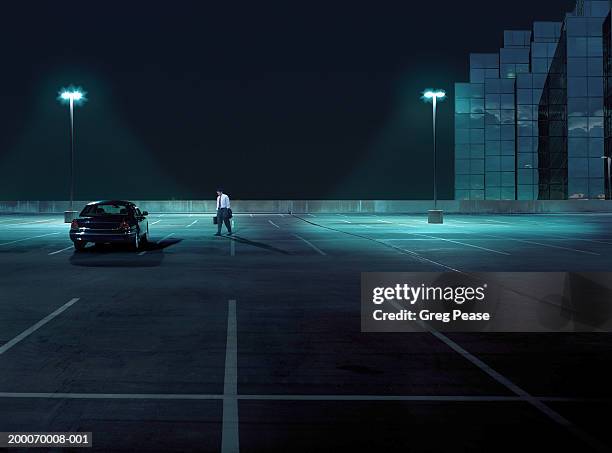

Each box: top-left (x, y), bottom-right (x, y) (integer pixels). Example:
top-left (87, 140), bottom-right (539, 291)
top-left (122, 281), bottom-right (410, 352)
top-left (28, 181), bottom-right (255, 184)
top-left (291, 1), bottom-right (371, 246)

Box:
top-left (1, 200), bottom-right (612, 214)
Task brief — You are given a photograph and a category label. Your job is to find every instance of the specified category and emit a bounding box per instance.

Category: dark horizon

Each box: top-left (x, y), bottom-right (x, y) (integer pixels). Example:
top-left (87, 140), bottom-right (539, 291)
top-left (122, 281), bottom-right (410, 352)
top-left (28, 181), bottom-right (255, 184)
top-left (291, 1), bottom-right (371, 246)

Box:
top-left (0, 0), bottom-right (575, 200)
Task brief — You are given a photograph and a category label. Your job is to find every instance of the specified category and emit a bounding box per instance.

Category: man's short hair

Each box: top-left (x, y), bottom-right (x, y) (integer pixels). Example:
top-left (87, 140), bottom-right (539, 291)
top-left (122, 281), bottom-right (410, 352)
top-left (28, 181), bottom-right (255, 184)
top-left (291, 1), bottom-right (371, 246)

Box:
top-left (216, 188), bottom-right (223, 193)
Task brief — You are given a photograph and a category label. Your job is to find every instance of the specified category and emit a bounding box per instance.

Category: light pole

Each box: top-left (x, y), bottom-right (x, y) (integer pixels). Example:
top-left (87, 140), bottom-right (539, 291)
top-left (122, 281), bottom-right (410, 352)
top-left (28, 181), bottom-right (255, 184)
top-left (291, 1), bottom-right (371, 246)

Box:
top-left (602, 156), bottom-right (612, 200)
top-left (58, 86), bottom-right (86, 222)
top-left (422, 89), bottom-right (446, 224)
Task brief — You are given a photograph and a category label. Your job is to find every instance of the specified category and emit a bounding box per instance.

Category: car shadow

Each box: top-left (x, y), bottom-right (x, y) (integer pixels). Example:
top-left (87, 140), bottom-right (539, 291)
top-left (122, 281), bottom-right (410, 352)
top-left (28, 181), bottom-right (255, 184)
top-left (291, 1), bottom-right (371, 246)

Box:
top-left (229, 235), bottom-right (291, 255)
top-left (69, 238), bottom-right (182, 267)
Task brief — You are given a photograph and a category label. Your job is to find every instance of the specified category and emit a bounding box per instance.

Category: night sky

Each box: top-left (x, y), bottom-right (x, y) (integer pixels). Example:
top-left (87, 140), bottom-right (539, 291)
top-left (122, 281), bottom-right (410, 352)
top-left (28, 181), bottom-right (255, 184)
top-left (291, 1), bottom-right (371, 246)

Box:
top-left (0, 1), bottom-right (575, 200)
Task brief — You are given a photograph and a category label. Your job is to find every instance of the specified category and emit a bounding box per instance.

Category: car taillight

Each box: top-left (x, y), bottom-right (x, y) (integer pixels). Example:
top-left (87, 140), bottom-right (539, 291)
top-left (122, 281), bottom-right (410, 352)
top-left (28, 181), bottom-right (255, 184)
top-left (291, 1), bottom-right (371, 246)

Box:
top-left (70, 220), bottom-right (79, 229)
top-left (119, 220), bottom-right (130, 231)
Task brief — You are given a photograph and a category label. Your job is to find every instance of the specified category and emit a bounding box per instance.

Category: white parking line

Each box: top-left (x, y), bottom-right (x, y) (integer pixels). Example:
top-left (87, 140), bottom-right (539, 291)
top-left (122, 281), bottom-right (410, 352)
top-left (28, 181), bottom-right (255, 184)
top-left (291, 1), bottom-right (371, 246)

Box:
top-left (222, 299), bottom-right (239, 453)
top-left (484, 219), bottom-right (513, 225)
top-left (488, 235), bottom-right (600, 255)
top-left (426, 325), bottom-right (608, 452)
top-left (157, 233), bottom-right (175, 244)
top-left (0, 298), bottom-right (80, 356)
top-left (150, 220), bottom-right (162, 225)
top-left (1, 219), bottom-right (57, 227)
top-left (376, 219), bottom-right (393, 224)
top-left (48, 245), bottom-right (73, 256)
top-left (411, 233), bottom-right (510, 256)
top-left (293, 234), bottom-right (327, 256)
top-left (0, 392), bottom-right (602, 403)
top-left (0, 218), bottom-right (25, 224)
top-left (239, 394), bottom-right (520, 401)
top-left (186, 220), bottom-right (198, 228)
top-left (268, 220), bottom-right (280, 229)
top-left (0, 232), bottom-right (60, 246)
top-left (576, 238), bottom-right (612, 246)
top-left (0, 392), bottom-right (593, 402)
top-left (340, 220), bottom-right (352, 223)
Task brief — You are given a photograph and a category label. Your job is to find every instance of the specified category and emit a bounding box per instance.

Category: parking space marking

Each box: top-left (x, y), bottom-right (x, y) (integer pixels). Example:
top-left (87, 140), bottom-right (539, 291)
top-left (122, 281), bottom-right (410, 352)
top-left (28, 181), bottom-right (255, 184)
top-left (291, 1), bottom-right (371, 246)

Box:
top-left (0, 392), bottom-right (600, 402)
top-left (293, 234), bottom-right (327, 256)
top-left (1, 219), bottom-right (57, 226)
top-left (486, 235), bottom-right (600, 256)
top-left (156, 233), bottom-right (175, 244)
top-left (410, 233), bottom-right (510, 256)
top-left (48, 245), bottom-right (73, 256)
top-left (340, 220), bottom-right (352, 223)
top-left (0, 218), bottom-right (25, 224)
top-left (239, 394), bottom-right (520, 401)
top-left (222, 299), bottom-right (239, 453)
top-left (186, 220), bottom-right (198, 228)
top-left (0, 298), bottom-right (80, 356)
top-left (483, 219), bottom-right (513, 226)
top-left (571, 237), bottom-right (612, 246)
top-left (293, 214), bottom-right (461, 272)
top-left (0, 232), bottom-right (60, 247)
top-left (150, 220), bottom-right (162, 225)
top-left (426, 325), bottom-right (609, 453)
top-left (268, 220), bottom-right (280, 229)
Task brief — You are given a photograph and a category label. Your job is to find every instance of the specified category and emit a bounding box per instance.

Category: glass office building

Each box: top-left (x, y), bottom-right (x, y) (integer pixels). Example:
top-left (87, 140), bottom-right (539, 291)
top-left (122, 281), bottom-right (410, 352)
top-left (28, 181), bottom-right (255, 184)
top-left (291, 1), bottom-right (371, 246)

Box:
top-left (604, 10), bottom-right (612, 199)
top-left (455, 0), bottom-right (611, 200)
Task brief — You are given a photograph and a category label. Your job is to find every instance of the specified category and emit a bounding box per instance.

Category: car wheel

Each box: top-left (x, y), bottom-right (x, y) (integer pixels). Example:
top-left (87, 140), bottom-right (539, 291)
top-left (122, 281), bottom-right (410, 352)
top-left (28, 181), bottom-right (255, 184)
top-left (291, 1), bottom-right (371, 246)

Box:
top-left (73, 241), bottom-right (86, 251)
top-left (133, 231), bottom-right (140, 251)
top-left (141, 226), bottom-right (149, 244)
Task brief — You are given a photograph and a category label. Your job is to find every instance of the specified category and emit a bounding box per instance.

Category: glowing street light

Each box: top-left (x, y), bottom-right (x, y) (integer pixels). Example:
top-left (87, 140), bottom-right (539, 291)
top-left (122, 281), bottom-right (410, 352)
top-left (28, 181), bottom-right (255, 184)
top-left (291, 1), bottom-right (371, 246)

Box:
top-left (57, 86), bottom-right (87, 222)
top-left (602, 156), bottom-right (611, 200)
top-left (422, 89), bottom-right (446, 224)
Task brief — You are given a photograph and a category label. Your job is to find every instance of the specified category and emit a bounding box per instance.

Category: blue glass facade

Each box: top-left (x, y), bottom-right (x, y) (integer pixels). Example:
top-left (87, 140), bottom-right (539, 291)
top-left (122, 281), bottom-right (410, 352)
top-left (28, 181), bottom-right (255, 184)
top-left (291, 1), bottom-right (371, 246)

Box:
top-left (455, 0), bottom-right (611, 200)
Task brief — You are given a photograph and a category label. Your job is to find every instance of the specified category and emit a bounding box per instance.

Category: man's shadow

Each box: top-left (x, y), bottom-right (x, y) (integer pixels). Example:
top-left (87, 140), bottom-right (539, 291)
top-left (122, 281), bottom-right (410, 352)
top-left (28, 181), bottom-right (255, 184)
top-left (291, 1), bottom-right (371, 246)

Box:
top-left (229, 235), bottom-right (291, 255)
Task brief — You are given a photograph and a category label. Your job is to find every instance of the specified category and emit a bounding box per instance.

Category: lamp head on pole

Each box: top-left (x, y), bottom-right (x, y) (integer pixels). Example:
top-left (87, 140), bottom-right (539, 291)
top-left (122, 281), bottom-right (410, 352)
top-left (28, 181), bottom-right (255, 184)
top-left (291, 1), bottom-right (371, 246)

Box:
top-left (58, 86), bottom-right (87, 105)
top-left (422, 89), bottom-right (446, 103)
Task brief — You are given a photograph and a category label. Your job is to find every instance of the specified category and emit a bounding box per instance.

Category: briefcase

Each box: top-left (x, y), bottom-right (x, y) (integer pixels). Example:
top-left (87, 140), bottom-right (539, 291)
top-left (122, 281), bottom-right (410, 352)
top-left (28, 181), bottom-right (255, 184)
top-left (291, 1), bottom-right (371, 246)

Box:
top-left (213, 216), bottom-right (218, 225)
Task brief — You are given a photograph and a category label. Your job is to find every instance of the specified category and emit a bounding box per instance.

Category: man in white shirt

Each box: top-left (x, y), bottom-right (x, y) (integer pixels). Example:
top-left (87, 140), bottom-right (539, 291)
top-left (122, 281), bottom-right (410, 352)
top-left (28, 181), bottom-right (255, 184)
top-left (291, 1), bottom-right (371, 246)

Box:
top-left (215, 188), bottom-right (232, 236)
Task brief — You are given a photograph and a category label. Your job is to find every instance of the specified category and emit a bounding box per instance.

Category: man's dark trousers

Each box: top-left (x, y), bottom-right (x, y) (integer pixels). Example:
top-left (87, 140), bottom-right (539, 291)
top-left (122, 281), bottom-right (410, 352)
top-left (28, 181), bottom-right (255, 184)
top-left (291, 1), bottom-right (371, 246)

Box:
top-left (217, 208), bottom-right (232, 234)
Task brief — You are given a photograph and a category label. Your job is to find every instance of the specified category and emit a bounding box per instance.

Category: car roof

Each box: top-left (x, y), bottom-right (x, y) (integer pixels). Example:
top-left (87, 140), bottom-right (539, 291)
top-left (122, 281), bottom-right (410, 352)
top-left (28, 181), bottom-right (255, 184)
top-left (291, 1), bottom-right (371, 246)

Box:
top-left (86, 200), bottom-right (134, 206)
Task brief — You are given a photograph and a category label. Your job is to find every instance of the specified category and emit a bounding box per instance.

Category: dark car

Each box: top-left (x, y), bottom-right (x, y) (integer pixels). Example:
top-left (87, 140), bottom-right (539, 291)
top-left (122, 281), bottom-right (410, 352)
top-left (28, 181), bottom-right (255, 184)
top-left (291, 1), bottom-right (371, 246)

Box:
top-left (69, 200), bottom-right (149, 251)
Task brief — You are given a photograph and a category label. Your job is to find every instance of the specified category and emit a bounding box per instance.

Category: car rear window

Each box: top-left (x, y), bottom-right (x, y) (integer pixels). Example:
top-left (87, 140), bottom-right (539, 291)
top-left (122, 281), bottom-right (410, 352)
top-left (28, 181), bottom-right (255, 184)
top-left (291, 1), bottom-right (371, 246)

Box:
top-left (81, 204), bottom-right (130, 216)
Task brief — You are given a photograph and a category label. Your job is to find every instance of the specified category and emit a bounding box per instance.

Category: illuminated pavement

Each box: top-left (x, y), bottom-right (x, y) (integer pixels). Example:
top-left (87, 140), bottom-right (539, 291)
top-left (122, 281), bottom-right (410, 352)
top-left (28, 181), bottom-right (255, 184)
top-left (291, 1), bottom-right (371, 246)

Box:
top-left (0, 212), bottom-right (612, 452)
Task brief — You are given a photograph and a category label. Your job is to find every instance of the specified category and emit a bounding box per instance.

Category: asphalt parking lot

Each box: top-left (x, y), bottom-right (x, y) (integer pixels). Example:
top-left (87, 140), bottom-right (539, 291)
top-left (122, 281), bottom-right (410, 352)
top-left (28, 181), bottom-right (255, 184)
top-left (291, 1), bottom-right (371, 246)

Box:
top-left (1, 212), bottom-right (612, 452)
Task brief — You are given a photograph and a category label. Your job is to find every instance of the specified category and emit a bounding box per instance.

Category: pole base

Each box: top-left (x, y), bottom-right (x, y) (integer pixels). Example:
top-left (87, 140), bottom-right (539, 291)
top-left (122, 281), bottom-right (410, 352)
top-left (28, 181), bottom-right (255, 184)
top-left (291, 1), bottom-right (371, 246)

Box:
top-left (64, 211), bottom-right (78, 223)
top-left (428, 210), bottom-right (444, 224)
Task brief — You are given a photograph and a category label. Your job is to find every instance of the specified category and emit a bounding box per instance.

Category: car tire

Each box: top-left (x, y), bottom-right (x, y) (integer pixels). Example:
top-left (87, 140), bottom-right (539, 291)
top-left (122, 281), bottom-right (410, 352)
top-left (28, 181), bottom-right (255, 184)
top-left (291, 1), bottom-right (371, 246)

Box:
top-left (141, 226), bottom-right (149, 244)
top-left (73, 241), bottom-right (86, 251)
top-left (132, 230), bottom-right (140, 251)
